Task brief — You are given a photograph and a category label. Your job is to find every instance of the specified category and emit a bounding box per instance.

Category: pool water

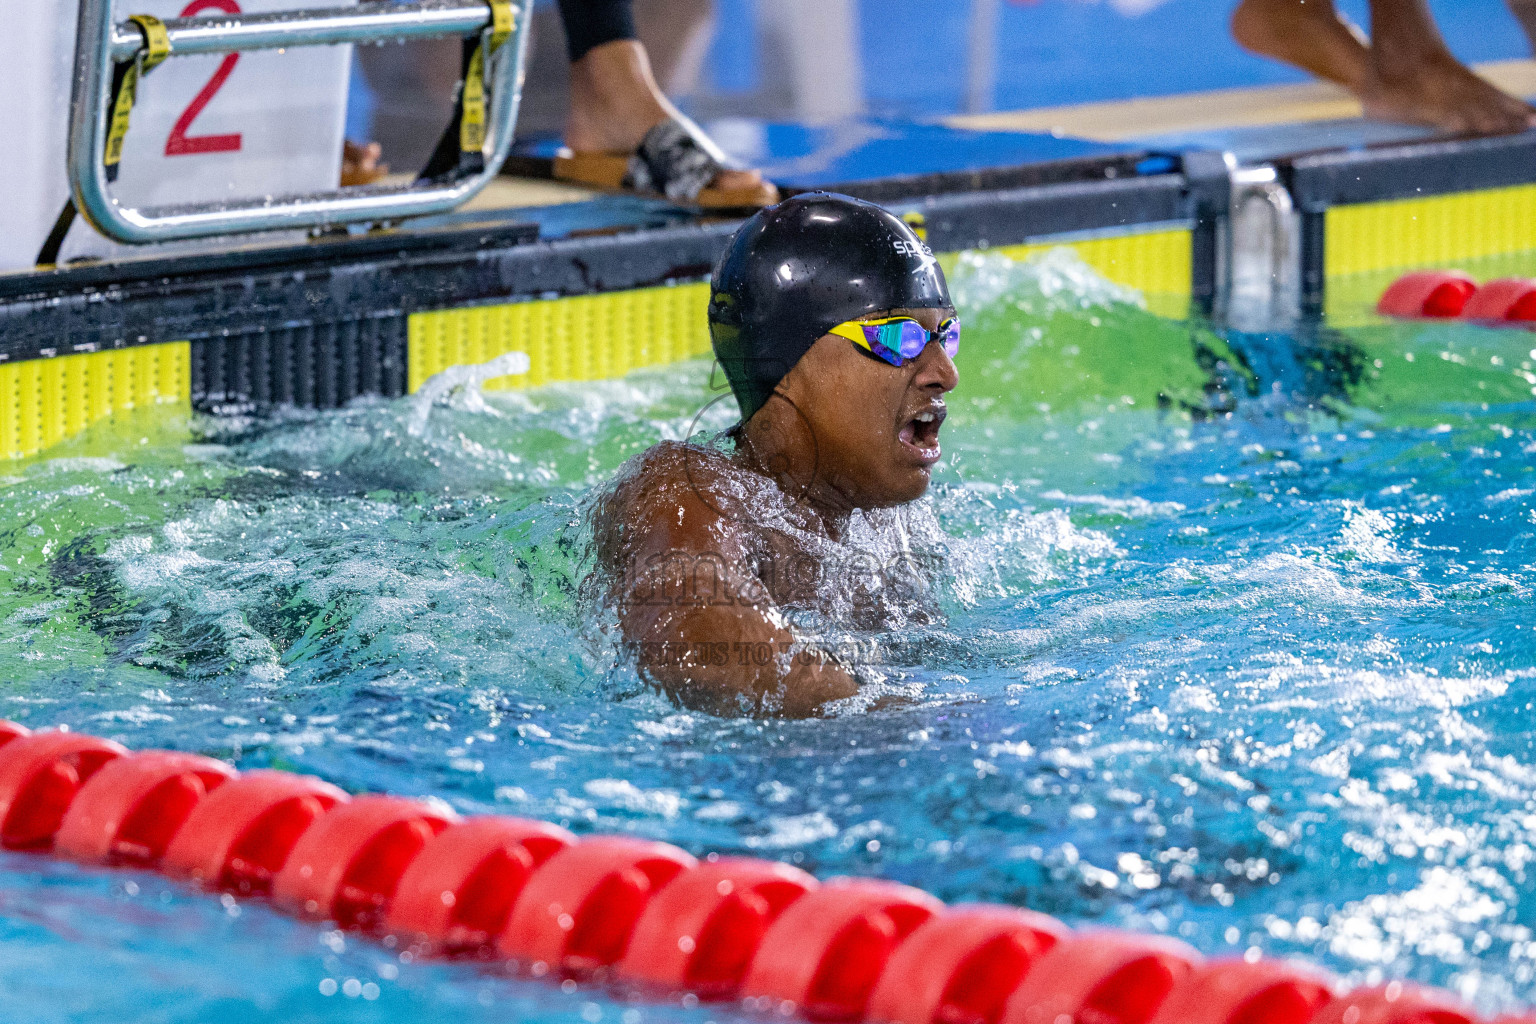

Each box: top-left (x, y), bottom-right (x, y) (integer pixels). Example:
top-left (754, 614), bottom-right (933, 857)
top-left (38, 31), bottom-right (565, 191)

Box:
top-left (2, 250), bottom-right (1535, 1022)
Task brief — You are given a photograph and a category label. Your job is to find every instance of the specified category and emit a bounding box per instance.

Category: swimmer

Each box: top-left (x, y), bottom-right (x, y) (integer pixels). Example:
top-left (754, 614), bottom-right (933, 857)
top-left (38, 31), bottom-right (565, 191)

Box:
top-left (590, 193), bottom-right (958, 717)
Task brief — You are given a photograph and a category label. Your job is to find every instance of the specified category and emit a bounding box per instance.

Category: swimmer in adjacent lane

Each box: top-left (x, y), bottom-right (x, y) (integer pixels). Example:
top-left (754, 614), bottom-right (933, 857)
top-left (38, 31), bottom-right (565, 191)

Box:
top-left (590, 192), bottom-right (959, 718)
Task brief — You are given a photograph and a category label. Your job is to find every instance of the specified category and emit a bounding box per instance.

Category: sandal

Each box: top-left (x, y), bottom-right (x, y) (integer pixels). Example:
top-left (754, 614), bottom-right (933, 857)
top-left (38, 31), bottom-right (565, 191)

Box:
top-left (341, 140), bottom-right (390, 187)
top-left (553, 116), bottom-right (780, 210)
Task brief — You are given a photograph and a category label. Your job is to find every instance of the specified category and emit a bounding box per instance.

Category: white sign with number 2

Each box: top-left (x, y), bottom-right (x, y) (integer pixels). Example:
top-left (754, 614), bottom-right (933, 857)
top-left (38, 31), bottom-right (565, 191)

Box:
top-left (0, 0), bottom-right (352, 271)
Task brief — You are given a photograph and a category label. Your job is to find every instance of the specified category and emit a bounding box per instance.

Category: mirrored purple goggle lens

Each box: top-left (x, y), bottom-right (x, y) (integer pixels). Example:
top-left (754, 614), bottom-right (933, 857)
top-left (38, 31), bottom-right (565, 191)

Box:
top-left (894, 320), bottom-right (931, 360)
top-left (897, 319), bottom-right (961, 359)
top-left (864, 319), bottom-right (961, 363)
top-left (939, 318), bottom-right (961, 357)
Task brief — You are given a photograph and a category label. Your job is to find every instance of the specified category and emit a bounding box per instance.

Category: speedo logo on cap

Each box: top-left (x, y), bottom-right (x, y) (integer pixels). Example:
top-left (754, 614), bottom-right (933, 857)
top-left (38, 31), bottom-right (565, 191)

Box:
top-left (894, 239), bottom-right (937, 271)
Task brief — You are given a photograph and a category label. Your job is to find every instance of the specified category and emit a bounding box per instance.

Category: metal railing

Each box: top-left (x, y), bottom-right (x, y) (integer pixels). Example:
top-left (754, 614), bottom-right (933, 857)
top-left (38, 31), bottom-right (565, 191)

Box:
top-left (1215, 160), bottom-right (1302, 331)
top-left (68, 0), bottom-right (532, 244)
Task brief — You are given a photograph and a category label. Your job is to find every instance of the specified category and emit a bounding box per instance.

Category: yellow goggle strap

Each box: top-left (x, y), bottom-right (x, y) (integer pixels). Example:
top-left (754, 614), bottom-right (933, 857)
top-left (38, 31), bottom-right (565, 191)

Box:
top-left (827, 316), bottom-right (914, 353)
top-left (827, 321), bottom-right (875, 351)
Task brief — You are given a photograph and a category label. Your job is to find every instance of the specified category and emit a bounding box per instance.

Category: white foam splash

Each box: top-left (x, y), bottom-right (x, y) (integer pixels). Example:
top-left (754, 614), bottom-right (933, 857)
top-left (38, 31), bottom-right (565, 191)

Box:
top-left (405, 350), bottom-right (531, 437)
top-left (1040, 489), bottom-right (1187, 518)
top-left (948, 247), bottom-right (1146, 315)
top-left (946, 507), bottom-right (1122, 606)
top-left (582, 778), bottom-right (685, 818)
top-left (34, 457), bottom-right (127, 475)
top-left (1337, 502), bottom-right (1404, 563)
top-left (744, 811), bottom-right (840, 849)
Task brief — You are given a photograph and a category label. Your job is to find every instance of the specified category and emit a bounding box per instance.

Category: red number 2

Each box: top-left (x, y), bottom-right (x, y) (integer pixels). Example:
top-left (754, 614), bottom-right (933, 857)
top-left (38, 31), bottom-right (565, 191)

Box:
top-left (165, 0), bottom-right (243, 156)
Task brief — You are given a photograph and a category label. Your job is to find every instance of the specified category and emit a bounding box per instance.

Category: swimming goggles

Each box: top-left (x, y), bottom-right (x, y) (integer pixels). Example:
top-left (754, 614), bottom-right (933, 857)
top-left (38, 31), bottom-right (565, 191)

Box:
top-left (827, 316), bottom-right (961, 367)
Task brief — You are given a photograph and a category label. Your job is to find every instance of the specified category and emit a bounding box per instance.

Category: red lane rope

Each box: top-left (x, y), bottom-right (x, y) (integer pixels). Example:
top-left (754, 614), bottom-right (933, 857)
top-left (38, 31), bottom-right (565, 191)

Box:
top-left (0, 721), bottom-right (1505, 1024)
top-left (1377, 271), bottom-right (1536, 324)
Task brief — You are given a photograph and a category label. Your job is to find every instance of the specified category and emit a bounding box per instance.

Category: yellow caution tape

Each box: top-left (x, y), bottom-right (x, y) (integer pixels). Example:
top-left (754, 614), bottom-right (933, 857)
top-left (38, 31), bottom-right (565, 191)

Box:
top-left (103, 70), bottom-right (140, 168)
top-left (129, 14), bottom-right (171, 70)
top-left (104, 15), bottom-right (171, 169)
top-left (488, 0), bottom-right (513, 48)
top-left (459, 0), bottom-right (515, 154)
top-left (459, 46), bottom-right (488, 152)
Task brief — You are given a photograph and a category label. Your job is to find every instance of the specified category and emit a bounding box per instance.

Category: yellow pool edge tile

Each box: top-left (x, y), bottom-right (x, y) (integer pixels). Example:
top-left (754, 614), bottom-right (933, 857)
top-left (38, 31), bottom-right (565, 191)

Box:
top-left (1, 342), bottom-right (190, 462)
top-left (1325, 183), bottom-right (1536, 279)
top-left (408, 281), bottom-right (716, 394)
top-left (990, 227), bottom-right (1193, 299)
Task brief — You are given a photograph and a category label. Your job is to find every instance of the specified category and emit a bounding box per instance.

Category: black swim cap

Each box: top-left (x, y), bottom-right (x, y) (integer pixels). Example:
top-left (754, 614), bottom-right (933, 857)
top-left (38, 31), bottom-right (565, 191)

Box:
top-left (707, 192), bottom-right (951, 421)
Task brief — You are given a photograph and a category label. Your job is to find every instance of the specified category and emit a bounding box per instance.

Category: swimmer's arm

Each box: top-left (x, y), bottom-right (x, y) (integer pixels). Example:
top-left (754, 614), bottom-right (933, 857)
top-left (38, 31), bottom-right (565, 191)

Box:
top-left (629, 601), bottom-right (858, 718)
top-left (613, 496), bottom-right (856, 717)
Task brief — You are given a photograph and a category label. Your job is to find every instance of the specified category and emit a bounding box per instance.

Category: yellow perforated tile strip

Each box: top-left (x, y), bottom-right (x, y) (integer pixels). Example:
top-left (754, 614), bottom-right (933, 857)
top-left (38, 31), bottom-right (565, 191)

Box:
top-left (409, 282), bottom-right (714, 392)
top-left (0, 343), bottom-right (190, 461)
top-left (1325, 183), bottom-right (1536, 278)
top-left (409, 228), bottom-right (1192, 392)
top-left (992, 227), bottom-right (1192, 297)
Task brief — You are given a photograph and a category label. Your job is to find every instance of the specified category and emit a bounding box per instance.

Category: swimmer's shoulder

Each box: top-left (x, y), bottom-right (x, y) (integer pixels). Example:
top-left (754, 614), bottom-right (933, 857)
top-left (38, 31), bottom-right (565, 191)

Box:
top-left (601, 439), bottom-right (750, 547)
top-left (610, 439), bottom-right (732, 499)
top-left (627, 437), bottom-right (727, 476)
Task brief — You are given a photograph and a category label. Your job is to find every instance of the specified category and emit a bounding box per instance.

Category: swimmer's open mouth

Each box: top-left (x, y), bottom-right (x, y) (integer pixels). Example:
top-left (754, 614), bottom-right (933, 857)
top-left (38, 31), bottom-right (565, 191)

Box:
top-left (898, 404), bottom-right (946, 464)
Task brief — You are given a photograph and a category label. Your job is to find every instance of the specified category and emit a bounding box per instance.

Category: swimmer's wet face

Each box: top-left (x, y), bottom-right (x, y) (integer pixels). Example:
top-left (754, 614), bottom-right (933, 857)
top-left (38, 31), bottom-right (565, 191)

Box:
top-left (708, 191), bottom-right (956, 514)
top-left (760, 306), bottom-right (959, 507)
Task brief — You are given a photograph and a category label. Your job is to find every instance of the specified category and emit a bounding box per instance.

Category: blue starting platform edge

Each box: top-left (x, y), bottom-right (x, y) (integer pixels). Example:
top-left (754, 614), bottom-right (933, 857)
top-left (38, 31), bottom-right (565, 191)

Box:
top-left (723, 117), bottom-right (1144, 189)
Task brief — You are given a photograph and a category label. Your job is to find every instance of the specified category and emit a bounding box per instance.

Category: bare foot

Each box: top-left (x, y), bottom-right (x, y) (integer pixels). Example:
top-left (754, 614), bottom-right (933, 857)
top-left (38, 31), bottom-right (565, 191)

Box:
top-left (1233, 0), bottom-right (1536, 135)
top-left (1362, 47), bottom-right (1536, 134)
top-left (341, 140), bottom-right (389, 187)
top-left (1232, 0), bottom-right (1372, 91)
top-left (564, 39), bottom-right (766, 195)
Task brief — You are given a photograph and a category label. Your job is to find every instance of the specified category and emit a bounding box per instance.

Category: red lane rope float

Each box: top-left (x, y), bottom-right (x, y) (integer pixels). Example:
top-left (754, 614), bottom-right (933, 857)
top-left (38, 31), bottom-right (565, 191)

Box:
top-left (741, 878), bottom-right (942, 1021)
top-left (1310, 982), bottom-right (1475, 1024)
top-left (499, 834), bottom-right (695, 975)
top-left (0, 721), bottom-right (1516, 1024)
top-left (54, 750), bottom-right (234, 868)
top-left (1376, 271), bottom-right (1536, 326)
top-left (1001, 932), bottom-right (1199, 1024)
top-left (1145, 959), bottom-right (1334, 1024)
top-left (620, 855), bottom-right (815, 1000)
top-left (162, 769), bottom-right (347, 894)
top-left (1460, 278), bottom-right (1536, 323)
top-left (1376, 271), bottom-right (1478, 319)
top-left (387, 815), bottom-right (573, 955)
top-left (0, 729), bottom-right (126, 851)
top-left (273, 795), bottom-right (453, 929)
top-left (864, 904), bottom-right (1066, 1024)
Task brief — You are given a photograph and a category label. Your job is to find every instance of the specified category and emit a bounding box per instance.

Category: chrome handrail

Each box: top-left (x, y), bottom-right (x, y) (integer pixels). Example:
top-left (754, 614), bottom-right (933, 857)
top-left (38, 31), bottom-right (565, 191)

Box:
top-left (68, 0), bottom-right (531, 244)
top-left (107, 0), bottom-right (497, 58)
